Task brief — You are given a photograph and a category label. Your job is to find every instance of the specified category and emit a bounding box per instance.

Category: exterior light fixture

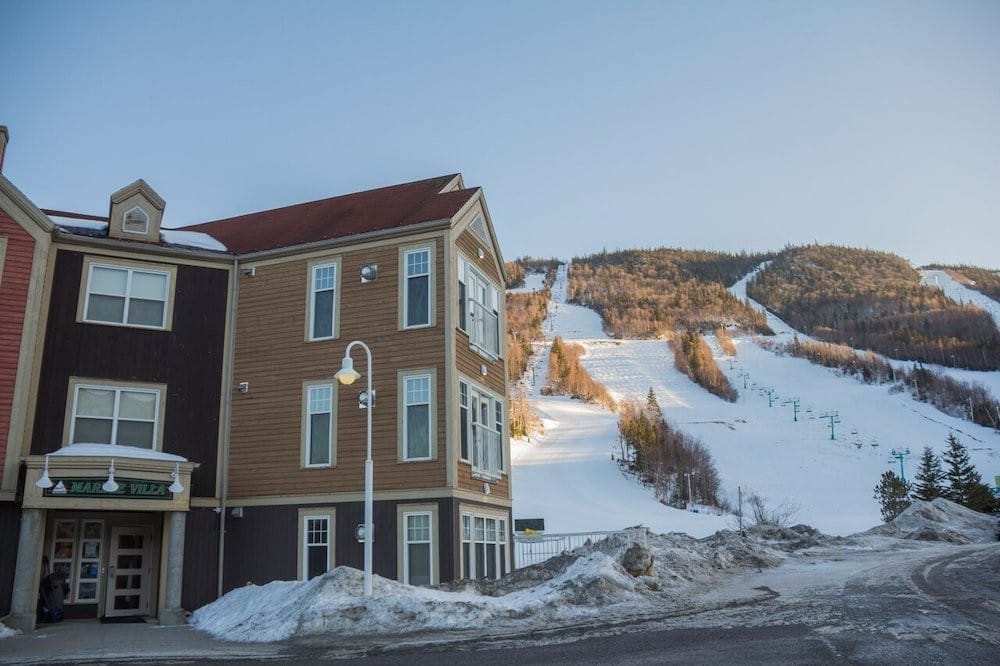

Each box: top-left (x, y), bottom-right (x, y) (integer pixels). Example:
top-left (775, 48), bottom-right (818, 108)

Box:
top-left (360, 264), bottom-right (378, 283)
top-left (337, 340), bottom-right (374, 597)
top-left (103, 459), bottom-right (119, 493)
top-left (168, 462), bottom-right (185, 494)
top-left (35, 454), bottom-right (53, 489)
top-left (335, 356), bottom-right (361, 385)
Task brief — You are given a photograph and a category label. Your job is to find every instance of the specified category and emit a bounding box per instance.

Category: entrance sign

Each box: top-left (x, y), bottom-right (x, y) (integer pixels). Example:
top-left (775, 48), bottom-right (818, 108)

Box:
top-left (43, 477), bottom-right (173, 500)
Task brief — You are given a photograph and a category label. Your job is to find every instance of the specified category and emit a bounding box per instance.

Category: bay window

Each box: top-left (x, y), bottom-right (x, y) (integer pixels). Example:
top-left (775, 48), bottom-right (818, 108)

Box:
top-left (458, 378), bottom-right (503, 478)
top-left (458, 256), bottom-right (501, 358)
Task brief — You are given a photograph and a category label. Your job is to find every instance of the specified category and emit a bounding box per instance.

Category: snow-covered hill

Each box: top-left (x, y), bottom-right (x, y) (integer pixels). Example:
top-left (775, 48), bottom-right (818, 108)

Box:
top-left (511, 263), bottom-right (1000, 538)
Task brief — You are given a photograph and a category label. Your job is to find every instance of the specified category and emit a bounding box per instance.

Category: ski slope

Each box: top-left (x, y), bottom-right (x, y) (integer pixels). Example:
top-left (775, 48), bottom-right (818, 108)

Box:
top-left (512, 263), bottom-right (1000, 538)
top-left (921, 269), bottom-right (1000, 328)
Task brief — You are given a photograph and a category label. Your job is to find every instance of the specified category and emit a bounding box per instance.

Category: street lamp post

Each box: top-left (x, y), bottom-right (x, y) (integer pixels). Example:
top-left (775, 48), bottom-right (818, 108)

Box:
top-left (335, 340), bottom-right (374, 597)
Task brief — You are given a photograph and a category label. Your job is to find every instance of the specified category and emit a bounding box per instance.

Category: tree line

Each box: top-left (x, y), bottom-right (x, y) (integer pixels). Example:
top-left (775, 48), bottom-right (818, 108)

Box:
top-left (542, 336), bottom-right (617, 411)
top-left (668, 331), bottom-right (738, 402)
top-left (616, 390), bottom-right (722, 509)
top-left (874, 434), bottom-right (998, 520)
top-left (777, 336), bottom-right (999, 430)
top-left (567, 248), bottom-right (774, 338)
top-left (748, 245), bottom-right (1000, 370)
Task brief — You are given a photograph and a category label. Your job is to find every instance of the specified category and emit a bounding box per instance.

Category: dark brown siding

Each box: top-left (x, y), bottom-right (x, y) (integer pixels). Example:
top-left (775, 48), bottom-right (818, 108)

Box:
top-left (222, 497), bottom-right (455, 593)
top-left (0, 502), bottom-right (19, 616)
top-left (30, 250), bottom-right (229, 497)
top-left (182, 508), bottom-right (220, 610)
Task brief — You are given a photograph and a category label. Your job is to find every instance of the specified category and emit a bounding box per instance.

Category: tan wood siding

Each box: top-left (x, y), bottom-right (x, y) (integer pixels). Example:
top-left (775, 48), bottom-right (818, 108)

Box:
top-left (456, 229), bottom-right (502, 285)
top-left (229, 236), bottom-right (448, 498)
top-left (456, 461), bottom-right (510, 498)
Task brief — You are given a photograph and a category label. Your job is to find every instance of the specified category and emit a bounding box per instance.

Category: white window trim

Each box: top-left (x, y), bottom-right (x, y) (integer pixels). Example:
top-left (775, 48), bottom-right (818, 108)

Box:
top-left (307, 260), bottom-right (340, 342)
top-left (459, 507), bottom-right (510, 581)
top-left (458, 253), bottom-right (502, 360)
top-left (121, 205), bottom-right (150, 235)
top-left (403, 247), bottom-right (432, 329)
top-left (458, 376), bottom-right (505, 475)
top-left (297, 508), bottom-right (336, 581)
top-left (397, 369), bottom-right (437, 462)
top-left (402, 511), bottom-right (434, 586)
top-left (302, 380), bottom-right (337, 468)
top-left (398, 243), bottom-right (437, 331)
top-left (83, 262), bottom-right (171, 330)
top-left (67, 382), bottom-right (163, 451)
top-left (402, 373), bottom-right (433, 462)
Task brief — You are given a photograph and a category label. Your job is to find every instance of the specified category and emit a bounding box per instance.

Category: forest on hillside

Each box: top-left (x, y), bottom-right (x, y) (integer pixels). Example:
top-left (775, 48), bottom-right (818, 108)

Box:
top-left (923, 264), bottom-right (1000, 303)
top-left (567, 248), bottom-right (774, 338)
top-left (748, 245), bottom-right (1000, 370)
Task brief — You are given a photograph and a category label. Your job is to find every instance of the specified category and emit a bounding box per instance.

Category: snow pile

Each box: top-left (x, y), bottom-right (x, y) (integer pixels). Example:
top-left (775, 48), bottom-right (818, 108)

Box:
top-left (865, 498), bottom-right (996, 544)
top-left (0, 623), bottom-right (18, 640)
top-left (191, 528), bottom-right (792, 643)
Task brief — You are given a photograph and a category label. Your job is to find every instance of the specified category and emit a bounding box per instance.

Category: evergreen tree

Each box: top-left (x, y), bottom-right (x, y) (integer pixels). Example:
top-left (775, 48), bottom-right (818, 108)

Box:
top-left (912, 446), bottom-right (946, 501)
top-left (942, 434), bottom-right (976, 503)
top-left (941, 434), bottom-right (997, 513)
top-left (645, 387), bottom-right (662, 420)
top-left (874, 471), bottom-right (911, 522)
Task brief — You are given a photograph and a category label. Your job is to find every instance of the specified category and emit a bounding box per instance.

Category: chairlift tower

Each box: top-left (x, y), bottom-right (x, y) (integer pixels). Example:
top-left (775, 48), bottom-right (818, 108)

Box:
top-left (764, 388), bottom-right (776, 407)
top-left (819, 411), bottom-right (841, 440)
top-left (782, 397), bottom-right (801, 421)
top-left (890, 448), bottom-right (911, 483)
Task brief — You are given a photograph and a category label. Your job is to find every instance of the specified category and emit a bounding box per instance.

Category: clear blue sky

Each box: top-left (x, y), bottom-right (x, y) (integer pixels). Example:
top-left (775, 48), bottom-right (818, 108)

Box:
top-left (2, 1), bottom-right (998, 266)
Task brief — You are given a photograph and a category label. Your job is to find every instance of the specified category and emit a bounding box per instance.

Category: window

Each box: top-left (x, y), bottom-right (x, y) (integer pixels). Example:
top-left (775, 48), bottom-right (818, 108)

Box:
top-left (309, 262), bottom-right (338, 340)
top-left (302, 516), bottom-right (331, 580)
top-left (50, 519), bottom-right (104, 603)
top-left (297, 509), bottom-right (336, 581)
top-left (459, 257), bottom-right (501, 358)
top-left (461, 511), bottom-right (508, 580)
top-left (304, 383), bottom-right (334, 467)
top-left (84, 263), bottom-right (170, 329)
top-left (459, 382), bottom-right (469, 461)
top-left (403, 512), bottom-right (433, 586)
top-left (70, 384), bottom-right (161, 449)
top-left (460, 379), bottom-right (503, 479)
top-left (404, 375), bottom-right (431, 460)
top-left (404, 248), bottom-right (430, 328)
top-left (122, 206), bottom-right (149, 234)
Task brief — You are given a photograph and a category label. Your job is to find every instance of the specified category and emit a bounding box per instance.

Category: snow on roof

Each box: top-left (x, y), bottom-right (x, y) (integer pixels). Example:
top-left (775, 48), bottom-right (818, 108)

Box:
top-left (50, 443), bottom-right (187, 463)
top-left (159, 228), bottom-right (228, 252)
top-left (51, 218), bottom-right (110, 232)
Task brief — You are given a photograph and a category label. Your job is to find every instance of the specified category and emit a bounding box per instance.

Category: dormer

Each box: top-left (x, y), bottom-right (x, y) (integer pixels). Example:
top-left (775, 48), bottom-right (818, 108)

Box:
top-left (107, 179), bottom-right (165, 242)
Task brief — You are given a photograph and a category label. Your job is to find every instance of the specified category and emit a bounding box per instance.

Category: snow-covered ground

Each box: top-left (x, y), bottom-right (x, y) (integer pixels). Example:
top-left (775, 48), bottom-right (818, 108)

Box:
top-left (513, 262), bottom-right (1000, 538)
top-left (921, 269), bottom-right (1000, 328)
top-left (506, 271), bottom-right (546, 294)
top-left (0, 624), bottom-right (18, 640)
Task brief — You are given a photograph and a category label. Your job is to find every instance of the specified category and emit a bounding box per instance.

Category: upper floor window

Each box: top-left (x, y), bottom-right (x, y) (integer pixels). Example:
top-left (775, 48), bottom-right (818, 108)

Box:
top-left (304, 383), bottom-right (334, 467)
top-left (84, 263), bottom-right (170, 329)
top-left (309, 262), bottom-right (338, 341)
top-left (122, 206), bottom-right (149, 235)
top-left (458, 257), bottom-right (501, 358)
top-left (404, 248), bottom-right (431, 328)
top-left (69, 383), bottom-right (161, 449)
top-left (403, 374), bottom-right (431, 460)
top-left (458, 378), bottom-right (503, 479)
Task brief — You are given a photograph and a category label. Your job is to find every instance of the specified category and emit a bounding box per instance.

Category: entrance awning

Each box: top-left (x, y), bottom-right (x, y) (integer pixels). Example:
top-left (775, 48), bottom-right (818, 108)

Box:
top-left (23, 444), bottom-right (198, 512)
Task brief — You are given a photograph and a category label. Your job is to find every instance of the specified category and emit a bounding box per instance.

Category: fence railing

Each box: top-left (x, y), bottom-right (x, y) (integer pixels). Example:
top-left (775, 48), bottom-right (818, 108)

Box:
top-left (513, 527), bottom-right (647, 569)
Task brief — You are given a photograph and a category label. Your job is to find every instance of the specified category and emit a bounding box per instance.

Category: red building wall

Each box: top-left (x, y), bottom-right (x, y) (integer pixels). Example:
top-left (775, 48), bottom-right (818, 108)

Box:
top-left (0, 211), bottom-right (36, 482)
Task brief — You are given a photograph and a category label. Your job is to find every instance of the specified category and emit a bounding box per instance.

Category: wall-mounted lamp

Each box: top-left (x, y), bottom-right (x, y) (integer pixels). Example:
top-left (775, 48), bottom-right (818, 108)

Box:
top-left (477, 247), bottom-right (485, 259)
top-left (103, 459), bottom-right (119, 493)
top-left (36, 454), bottom-right (53, 489)
top-left (230, 506), bottom-right (244, 519)
top-left (168, 462), bottom-right (185, 494)
top-left (237, 381), bottom-right (250, 393)
top-left (480, 364), bottom-right (488, 376)
top-left (358, 389), bottom-right (375, 409)
top-left (360, 264), bottom-right (378, 283)
top-left (241, 266), bottom-right (256, 277)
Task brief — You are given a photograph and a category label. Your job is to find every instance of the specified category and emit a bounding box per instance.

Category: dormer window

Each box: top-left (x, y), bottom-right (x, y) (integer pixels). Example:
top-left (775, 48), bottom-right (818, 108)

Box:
top-left (122, 206), bottom-right (149, 235)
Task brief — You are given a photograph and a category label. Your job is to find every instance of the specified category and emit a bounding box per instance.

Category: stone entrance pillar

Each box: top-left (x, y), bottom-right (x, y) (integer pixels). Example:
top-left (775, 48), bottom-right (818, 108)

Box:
top-left (159, 511), bottom-right (187, 625)
top-left (6, 508), bottom-right (45, 632)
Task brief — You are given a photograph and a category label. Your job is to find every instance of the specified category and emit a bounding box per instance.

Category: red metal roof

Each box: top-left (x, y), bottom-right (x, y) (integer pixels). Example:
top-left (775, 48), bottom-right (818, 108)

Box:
top-left (185, 174), bottom-right (478, 255)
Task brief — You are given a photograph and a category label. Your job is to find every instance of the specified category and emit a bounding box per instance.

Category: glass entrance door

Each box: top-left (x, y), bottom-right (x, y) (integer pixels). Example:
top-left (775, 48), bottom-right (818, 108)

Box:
top-left (104, 526), bottom-right (152, 617)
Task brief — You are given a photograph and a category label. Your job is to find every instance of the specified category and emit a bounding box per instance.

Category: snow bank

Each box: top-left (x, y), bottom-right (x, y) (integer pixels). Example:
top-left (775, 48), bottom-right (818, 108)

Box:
top-left (191, 529), bottom-right (791, 643)
top-left (865, 498), bottom-right (996, 544)
top-left (0, 623), bottom-right (18, 640)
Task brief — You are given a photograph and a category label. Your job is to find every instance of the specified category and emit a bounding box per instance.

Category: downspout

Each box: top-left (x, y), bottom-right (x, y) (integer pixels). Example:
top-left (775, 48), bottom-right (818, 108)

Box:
top-left (217, 256), bottom-right (239, 598)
